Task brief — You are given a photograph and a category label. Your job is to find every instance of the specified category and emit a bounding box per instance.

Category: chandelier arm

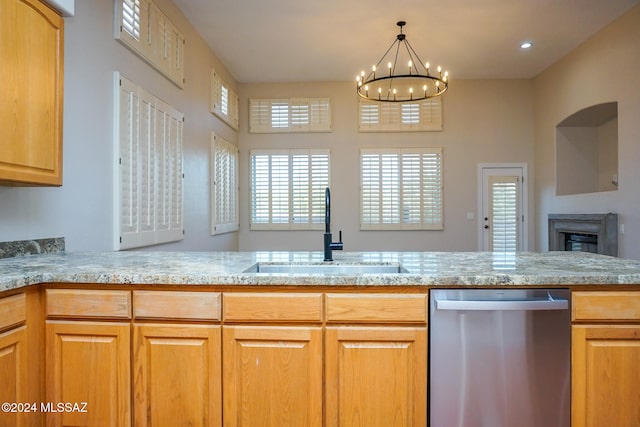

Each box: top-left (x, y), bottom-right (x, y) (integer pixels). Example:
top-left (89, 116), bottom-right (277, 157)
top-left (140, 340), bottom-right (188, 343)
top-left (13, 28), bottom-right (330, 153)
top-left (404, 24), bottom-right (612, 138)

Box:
top-left (403, 39), bottom-right (430, 75)
top-left (368, 38), bottom-right (400, 80)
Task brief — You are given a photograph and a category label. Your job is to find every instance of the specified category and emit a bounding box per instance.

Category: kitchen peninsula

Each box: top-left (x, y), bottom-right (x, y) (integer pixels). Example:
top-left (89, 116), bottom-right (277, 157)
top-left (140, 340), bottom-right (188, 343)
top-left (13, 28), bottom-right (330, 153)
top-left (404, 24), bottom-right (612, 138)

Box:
top-left (1, 250), bottom-right (639, 426)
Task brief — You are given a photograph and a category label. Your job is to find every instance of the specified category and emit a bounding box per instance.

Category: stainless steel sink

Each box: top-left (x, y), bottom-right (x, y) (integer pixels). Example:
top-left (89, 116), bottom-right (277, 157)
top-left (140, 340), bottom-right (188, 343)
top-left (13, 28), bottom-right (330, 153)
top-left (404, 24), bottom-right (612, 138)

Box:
top-left (243, 262), bottom-right (408, 274)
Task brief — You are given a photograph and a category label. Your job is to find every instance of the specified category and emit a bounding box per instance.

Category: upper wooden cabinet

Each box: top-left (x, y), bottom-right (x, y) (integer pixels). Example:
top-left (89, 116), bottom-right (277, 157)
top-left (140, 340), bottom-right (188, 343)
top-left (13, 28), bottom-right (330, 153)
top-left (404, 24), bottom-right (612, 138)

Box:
top-left (0, 0), bottom-right (64, 186)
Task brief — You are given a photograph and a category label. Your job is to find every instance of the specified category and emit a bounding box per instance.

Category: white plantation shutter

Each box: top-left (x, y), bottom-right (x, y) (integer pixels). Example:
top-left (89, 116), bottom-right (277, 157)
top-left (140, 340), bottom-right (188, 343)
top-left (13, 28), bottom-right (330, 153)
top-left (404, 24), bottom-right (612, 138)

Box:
top-left (138, 89), bottom-right (156, 246)
top-left (359, 98), bottom-right (443, 132)
top-left (121, 0), bottom-right (141, 40)
top-left (360, 148), bottom-right (443, 230)
top-left (117, 77), bottom-right (140, 247)
top-left (211, 134), bottom-right (238, 235)
top-left (210, 69), bottom-right (239, 130)
top-left (250, 150), bottom-right (330, 230)
top-left (489, 176), bottom-right (519, 251)
top-left (249, 98), bottom-right (331, 133)
top-left (116, 0), bottom-right (184, 87)
top-left (114, 73), bottom-right (183, 249)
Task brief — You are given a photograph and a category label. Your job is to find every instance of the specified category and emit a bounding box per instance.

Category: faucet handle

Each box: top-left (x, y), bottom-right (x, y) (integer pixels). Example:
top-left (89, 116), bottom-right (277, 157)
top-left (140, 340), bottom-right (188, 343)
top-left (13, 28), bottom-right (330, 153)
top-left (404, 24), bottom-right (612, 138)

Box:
top-left (339, 230), bottom-right (342, 243)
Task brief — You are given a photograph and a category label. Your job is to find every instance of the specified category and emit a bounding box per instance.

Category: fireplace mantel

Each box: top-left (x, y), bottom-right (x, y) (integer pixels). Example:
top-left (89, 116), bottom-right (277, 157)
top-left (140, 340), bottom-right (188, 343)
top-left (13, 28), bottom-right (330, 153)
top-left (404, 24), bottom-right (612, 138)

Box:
top-left (548, 213), bottom-right (618, 256)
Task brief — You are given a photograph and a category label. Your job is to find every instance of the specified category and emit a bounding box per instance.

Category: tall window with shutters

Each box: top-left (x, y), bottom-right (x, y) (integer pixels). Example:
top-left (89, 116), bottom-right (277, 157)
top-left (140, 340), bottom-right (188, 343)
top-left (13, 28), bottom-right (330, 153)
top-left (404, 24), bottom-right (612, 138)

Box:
top-left (360, 148), bottom-right (443, 230)
top-left (250, 150), bottom-right (330, 230)
top-left (211, 134), bottom-right (239, 235)
top-left (249, 98), bottom-right (331, 133)
top-left (114, 72), bottom-right (184, 249)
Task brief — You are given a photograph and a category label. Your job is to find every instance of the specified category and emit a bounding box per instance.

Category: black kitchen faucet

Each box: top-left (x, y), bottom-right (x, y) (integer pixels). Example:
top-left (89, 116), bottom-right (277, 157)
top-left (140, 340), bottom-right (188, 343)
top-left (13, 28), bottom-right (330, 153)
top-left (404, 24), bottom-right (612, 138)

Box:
top-left (323, 187), bottom-right (343, 261)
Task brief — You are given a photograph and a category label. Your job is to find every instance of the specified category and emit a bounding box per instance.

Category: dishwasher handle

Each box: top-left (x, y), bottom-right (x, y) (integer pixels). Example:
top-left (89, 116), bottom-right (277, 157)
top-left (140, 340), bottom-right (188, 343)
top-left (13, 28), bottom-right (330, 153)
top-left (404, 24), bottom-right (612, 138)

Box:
top-left (434, 298), bottom-right (569, 311)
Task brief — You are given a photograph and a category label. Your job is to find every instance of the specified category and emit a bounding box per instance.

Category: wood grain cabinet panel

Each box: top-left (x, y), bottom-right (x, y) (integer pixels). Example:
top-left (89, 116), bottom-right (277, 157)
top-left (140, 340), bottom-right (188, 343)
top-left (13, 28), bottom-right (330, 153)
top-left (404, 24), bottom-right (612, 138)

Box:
top-left (223, 293), bottom-right (323, 322)
top-left (133, 290), bottom-right (221, 321)
top-left (0, 0), bottom-right (64, 185)
top-left (0, 326), bottom-right (28, 427)
top-left (572, 325), bottom-right (640, 427)
top-left (222, 326), bottom-right (323, 427)
top-left (46, 321), bottom-right (131, 427)
top-left (133, 324), bottom-right (222, 427)
top-left (325, 326), bottom-right (427, 427)
top-left (46, 289), bottom-right (131, 319)
top-left (572, 291), bottom-right (640, 322)
top-left (0, 292), bottom-right (26, 330)
top-left (325, 293), bottom-right (427, 323)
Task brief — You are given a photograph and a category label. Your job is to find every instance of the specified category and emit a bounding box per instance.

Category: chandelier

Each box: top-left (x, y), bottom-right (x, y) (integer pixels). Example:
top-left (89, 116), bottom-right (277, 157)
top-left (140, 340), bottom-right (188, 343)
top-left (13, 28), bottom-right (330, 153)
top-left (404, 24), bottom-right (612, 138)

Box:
top-left (356, 21), bottom-right (449, 103)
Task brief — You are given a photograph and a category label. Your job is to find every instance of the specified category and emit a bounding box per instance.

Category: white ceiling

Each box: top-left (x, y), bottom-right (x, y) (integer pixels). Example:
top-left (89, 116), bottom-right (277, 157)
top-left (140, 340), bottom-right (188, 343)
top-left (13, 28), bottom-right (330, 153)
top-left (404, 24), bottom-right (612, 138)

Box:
top-left (172, 0), bottom-right (639, 83)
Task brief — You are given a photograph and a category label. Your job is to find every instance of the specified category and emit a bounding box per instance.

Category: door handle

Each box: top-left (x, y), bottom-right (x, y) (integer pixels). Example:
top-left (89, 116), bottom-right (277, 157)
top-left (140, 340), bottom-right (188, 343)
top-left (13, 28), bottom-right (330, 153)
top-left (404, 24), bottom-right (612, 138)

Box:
top-left (435, 298), bottom-right (569, 311)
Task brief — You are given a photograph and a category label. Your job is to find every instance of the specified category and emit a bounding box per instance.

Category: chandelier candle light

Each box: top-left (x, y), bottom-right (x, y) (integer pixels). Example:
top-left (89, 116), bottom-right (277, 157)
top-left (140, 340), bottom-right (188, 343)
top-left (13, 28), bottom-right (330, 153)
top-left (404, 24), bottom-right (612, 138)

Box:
top-left (356, 21), bottom-right (449, 102)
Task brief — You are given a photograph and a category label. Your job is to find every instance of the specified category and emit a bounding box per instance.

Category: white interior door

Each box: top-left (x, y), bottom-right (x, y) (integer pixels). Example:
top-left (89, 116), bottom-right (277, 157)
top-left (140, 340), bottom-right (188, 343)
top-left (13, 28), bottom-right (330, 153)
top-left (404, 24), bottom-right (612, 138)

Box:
top-left (479, 165), bottom-right (527, 251)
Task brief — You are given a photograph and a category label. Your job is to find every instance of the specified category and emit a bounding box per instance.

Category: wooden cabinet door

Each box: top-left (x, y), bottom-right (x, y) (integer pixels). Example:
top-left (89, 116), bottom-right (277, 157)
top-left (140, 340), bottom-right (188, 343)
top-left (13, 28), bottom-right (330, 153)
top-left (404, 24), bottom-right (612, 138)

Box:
top-left (325, 326), bottom-right (427, 427)
top-left (133, 324), bottom-right (222, 427)
top-left (0, 326), bottom-right (28, 427)
top-left (222, 326), bottom-right (323, 427)
top-left (46, 321), bottom-right (130, 427)
top-left (0, 0), bottom-right (64, 185)
top-left (572, 325), bottom-right (640, 427)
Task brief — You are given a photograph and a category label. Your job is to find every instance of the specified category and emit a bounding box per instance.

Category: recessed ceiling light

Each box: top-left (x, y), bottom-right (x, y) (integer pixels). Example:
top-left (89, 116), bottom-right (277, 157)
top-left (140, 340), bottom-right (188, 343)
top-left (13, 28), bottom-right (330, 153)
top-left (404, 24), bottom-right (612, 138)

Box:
top-left (520, 41), bottom-right (533, 49)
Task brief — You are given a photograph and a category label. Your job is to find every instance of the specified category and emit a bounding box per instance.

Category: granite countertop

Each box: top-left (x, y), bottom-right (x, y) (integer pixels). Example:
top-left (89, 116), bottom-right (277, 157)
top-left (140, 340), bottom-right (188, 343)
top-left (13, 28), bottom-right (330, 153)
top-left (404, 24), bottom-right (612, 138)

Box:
top-left (2, 250), bottom-right (640, 293)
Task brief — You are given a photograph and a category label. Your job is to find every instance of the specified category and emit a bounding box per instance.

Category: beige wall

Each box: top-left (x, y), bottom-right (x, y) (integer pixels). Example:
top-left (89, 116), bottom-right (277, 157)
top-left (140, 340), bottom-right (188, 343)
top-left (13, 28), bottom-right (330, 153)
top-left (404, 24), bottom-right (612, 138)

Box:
top-left (238, 80), bottom-right (536, 251)
top-left (534, 4), bottom-right (640, 259)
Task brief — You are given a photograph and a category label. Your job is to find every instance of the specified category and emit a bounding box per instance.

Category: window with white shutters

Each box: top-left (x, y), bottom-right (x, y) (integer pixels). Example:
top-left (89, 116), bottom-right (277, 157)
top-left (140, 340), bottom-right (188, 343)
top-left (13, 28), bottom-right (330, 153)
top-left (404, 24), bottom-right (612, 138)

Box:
top-left (249, 98), bottom-right (332, 133)
top-left (358, 98), bottom-right (443, 132)
top-left (121, 0), bottom-right (141, 40)
top-left (489, 176), bottom-right (519, 251)
top-left (211, 69), bottom-right (239, 130)
top-left (250, 150), bottom-right (330, 230)
top-left (360, 148), bottom-right (443, 230)
top-left (115, 0), bottom-right (184, 88)
top-left (211, 134), bottom-right (239, 235)
top-left (114, 72), bottom-right (184, 249)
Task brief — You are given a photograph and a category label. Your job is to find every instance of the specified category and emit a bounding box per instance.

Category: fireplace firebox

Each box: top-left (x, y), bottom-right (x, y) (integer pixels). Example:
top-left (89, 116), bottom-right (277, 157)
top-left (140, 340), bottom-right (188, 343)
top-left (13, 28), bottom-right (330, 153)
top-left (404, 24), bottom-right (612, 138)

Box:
top-left (548, 213), bottom-right (618, 256)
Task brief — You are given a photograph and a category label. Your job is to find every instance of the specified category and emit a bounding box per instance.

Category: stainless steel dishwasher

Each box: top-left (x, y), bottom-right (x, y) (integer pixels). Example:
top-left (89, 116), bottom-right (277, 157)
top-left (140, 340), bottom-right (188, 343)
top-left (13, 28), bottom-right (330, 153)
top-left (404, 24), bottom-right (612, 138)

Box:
top-left (429, 289), bottom-right (571, 427)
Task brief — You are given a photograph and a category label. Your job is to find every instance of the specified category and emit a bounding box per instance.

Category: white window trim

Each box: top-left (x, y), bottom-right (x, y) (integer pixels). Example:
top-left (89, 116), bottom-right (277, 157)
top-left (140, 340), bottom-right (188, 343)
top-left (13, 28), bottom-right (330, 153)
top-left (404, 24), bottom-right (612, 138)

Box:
top-left (211, 133), bottom-right (239, 235)
top-left (250, 149), bottom-right (330, 230)
top-left (249, 98), bottom-right (332, 133)
top-left (114, 0), bottom-right (185, 88)
top-left (210, 69), bottom-right (239, 130)
top-left (358, 98), bottom-right (443, 132)
top-left (114, 72), bottom-right (184, 249)
top-left (360, 148), bottom-right (443, 230)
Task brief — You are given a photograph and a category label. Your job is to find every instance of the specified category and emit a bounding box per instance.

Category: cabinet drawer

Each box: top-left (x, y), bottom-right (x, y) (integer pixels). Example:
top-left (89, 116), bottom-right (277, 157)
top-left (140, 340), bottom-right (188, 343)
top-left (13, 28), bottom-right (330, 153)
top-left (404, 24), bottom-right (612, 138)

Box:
top-left (326, 293), bottom-right (428, 323)
top-left (134, 290), bottom-right (221, 321)
top-left (46, 289), bottom-right (131, 319)
top-left (0, 293), bottom-right (26, 330)
top-left (572, 291), bottom-right (640, 322)
top-left (223, 293), bottom-right (323, 322)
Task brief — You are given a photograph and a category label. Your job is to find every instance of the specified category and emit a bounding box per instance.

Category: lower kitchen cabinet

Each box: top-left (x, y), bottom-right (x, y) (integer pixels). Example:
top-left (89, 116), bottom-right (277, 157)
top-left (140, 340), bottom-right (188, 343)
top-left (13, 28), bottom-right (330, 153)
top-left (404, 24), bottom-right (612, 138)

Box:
top-left (0, 290), bottom-right (42, 427)
top-left (325, 326), bottom-right (427, 427)
top-left (571, 291), bottom-right (640, 427)
top-left (133, 324), bottom-right (222, 427)
top-left (222, 326), bottom-right (323, 427)
top-left (0, 326), bottom-right (28, 427)
top-left (45, 321), bottom-right (131, 427)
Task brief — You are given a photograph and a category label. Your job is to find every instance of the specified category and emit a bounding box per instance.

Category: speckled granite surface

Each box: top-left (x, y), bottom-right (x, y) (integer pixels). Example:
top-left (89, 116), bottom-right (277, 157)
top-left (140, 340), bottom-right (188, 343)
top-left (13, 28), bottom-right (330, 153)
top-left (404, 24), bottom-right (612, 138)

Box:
top-left (2, 251), bottom-right (640, 292)
top-left (0, 237), bottom-right (65, 259)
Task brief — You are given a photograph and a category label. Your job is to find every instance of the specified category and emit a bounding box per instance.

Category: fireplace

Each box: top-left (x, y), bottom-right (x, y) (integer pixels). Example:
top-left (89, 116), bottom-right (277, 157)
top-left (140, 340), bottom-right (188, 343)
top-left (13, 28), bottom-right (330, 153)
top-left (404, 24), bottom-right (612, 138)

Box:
top-left (548, 213), bottom-right (618, 256)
